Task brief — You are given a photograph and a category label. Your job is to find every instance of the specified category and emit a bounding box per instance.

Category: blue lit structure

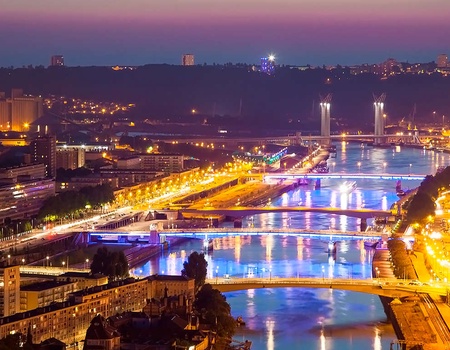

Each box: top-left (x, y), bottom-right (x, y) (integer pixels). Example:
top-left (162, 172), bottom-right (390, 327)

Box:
top-left (261, 56), bottom-right (275, 75)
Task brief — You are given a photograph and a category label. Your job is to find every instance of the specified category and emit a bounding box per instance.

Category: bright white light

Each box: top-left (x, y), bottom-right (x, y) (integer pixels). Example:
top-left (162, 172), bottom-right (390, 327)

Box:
top-left (268, 55), bottom-right (275, 61)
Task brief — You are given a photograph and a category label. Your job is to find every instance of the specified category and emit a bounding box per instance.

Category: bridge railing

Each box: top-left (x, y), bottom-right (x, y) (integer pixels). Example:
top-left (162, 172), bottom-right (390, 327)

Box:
top-left (160, 227), bottom-right (382, 237)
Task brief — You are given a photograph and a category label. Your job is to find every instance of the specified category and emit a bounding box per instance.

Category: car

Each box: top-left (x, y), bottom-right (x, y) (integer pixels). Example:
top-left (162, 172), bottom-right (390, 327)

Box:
top-left (408, 280), bottom-right (422, 286)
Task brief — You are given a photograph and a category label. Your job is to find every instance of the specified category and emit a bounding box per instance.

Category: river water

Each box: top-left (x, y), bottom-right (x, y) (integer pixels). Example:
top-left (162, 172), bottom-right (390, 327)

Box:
top-left (135, 143), bottom-right (450, 350)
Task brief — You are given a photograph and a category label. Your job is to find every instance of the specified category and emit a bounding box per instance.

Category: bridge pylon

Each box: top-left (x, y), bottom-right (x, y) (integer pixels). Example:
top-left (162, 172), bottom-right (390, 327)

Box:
top-left (373, 93), bottom-right (386, 145)
top-left (320, 94), bottom-right (332, 145)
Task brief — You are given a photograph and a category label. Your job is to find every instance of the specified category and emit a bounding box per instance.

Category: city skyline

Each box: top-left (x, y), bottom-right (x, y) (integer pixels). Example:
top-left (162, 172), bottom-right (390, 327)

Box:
top-left (1, 0), bottom-right (450, 67)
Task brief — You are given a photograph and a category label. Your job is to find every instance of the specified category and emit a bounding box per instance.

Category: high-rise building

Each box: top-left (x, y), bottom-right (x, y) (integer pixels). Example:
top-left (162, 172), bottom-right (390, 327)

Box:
top-left (0, 89), bottom-right (43, 132)
top-left (182, 54), bottom-right (195, 66)
top-left (261, 55), bottom-right (276, 75)
top-left (56, 145), bottom-right (86, 170)
top-left (0, 265), bottom-right (20, 317)
top-left (31, 135), bottom-right (56, 178)
top-left (437, 54), bottom-right (448, 68)
top-left (51, 55), bottom-right (64, 67)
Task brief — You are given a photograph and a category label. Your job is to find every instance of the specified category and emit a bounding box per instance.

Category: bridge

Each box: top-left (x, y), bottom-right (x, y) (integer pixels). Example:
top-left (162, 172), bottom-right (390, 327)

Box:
top-left (264, 173), bottom-right (427, 181)
top-left (158, 227), bottom-right (383, 240)
top-left (206, 277), bottom-right (448, 297)
top-left (181, 207), bottom-right (391, 219)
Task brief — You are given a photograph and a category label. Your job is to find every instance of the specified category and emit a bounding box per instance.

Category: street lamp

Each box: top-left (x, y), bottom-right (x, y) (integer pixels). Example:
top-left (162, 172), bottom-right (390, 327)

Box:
top-left (321, 265), bottom-right (325, 282)
top-left (409, 163), bottom-right (412, 174)
top-left (21, 258), bottom-right (25, 265)
top-left (85, 258), bottom-right (89, 269)
top-left (215, 266), bottom-right (219, 284)
top-left (357, 161), bottom-right (361, 173)
top-left (269, 265), bottom-right (272, 281)
top-left (46, 256), bottom-right (49, 268)
top-left (383, 162), bottom-right (387, 172)
top-left (375, 267), bottom-right (380, 282)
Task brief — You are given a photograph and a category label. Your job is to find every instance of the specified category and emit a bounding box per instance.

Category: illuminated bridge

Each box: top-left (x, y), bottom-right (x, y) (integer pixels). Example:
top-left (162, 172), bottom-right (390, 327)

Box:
top-left (159, 227), bottom-right (382, 240)
top-left (86, 227), bottom-right (383, 244)
top-left (264, 173), bottom-right (427, 181)
top-left (206, 277), bottom-right (447, 297)
top-left (182, 207), bottom-right (391, 219)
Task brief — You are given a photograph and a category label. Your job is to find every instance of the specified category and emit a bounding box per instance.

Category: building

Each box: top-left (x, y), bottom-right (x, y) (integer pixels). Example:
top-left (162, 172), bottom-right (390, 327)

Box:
top-left (139, 153), bottom-right (185, 173)
top-left (51, 55), bottom-right (65, 67)
top-left (0, 265), bottom-right (21, 317)
top-left (56, 145), bottom-right (86, 170)
top-left (60, 175), bottom-right (119, 192)
top-left (437, 54), bottom-right (448, 68)
top-left (0, 163), bottom-right (46, 182)
top-left (261, 56), bottom-right (275, 75)
top-left (182, 54), bottom-right (195, 66)
top-left (20, 281), bottom-right (78, 312)
top-left (31, 135), bottom-right (57, 178)
top-left (0, 89), bottom-right (43, 132)
top-left (116, 156), bottom-right (141, 169)
top-left (83, 315), bottom-right (120, 350)
top-left (99, 169), bottom-right (162, 187)
top-left (0, 178), bottom-right (55, 223)
top-left (55, 272), bottom-right (108, 289)
top-left (0, 275), bottom-right (193, 346)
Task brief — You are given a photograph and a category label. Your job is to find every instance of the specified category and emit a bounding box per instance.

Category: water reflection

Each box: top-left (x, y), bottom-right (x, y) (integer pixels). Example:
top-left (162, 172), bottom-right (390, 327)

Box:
top-left (133, 144), bottom-right (450, 349)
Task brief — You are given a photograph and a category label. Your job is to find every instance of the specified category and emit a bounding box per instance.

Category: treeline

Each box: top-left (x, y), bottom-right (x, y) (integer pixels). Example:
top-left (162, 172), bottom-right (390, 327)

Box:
top-left (90, 247), bottom-right (129, 281)
top-left (405, 166), bottom-right (450, 223)
top-left (182, 252), bottom-right (236, 339)
top-left (38, 183), bottom-right (114, 222)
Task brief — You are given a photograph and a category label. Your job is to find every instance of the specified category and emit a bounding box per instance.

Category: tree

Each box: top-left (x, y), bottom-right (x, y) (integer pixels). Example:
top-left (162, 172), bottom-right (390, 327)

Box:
top-left (181, 251), bottom-right (208, 293)
top-left (194, 283), bottom-right (236, 338)
top-left (90, 247), bottom-right (129, 280)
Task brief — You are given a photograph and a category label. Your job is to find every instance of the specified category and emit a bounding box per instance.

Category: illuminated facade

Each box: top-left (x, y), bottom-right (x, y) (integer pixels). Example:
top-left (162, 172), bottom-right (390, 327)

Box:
top-left (0, 89), bottom-right (43, 132)
top-left (182, 54), bottom-right (195, 66)
top-left (20, 281), bottom-right (78, 312)
top-left (0, 266), bottom-right (20, 317)
top-left (0, 178), bottom-right (55, 223)
top-left (261, 56), bottom-right (275, 75)
top-left (0, 275), bottom-right (194, 347)
top-left (139, 153), bottom-right (185, 173)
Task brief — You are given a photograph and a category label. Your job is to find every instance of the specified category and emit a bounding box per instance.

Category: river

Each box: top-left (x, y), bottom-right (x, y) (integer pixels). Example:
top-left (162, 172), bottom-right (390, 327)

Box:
top-left (134, 142), bottom-right (450, 350)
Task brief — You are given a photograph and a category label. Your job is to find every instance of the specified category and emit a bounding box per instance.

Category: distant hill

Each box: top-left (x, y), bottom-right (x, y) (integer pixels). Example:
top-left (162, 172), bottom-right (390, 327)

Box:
top-left (0, 65), bottom-right (449, 131)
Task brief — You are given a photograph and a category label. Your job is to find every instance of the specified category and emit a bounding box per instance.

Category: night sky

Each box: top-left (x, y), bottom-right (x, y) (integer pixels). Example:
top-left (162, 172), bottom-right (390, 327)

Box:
top-left (1, 0), bottom-right (449, 67)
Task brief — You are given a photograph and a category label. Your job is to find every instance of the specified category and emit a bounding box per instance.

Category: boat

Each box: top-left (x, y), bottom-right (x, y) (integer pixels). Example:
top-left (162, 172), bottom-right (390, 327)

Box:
top-left (339, 181), bottom-right (357, 193)
top-left (236, 316), bottom-right (246, 326)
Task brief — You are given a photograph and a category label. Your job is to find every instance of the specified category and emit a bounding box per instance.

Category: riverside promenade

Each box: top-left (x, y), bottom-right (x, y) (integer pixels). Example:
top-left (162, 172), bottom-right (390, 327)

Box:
top-left (379, 249), bottom-right (450, 349)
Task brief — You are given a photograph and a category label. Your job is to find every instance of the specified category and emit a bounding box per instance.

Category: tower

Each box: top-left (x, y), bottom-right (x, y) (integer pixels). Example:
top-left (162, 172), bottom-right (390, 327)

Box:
top-left (0, 265), bottom-right (21, 317)
top-left (182, 54), bottom-right (194, 66)
top-left (320, 94), bottom-right (332, 144)
top-left (260, 55), bottom-right (275, 75)
top-left (50, 55), bottom-right (64, 67)
top-left (373, 93), bottom-right (386, 145)
top-left (31, 135), bottom-right (57, 178)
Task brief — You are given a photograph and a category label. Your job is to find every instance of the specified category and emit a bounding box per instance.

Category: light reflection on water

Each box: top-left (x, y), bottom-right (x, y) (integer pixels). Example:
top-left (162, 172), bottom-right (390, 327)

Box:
top-left (134, 144), bottom-right (450, 349)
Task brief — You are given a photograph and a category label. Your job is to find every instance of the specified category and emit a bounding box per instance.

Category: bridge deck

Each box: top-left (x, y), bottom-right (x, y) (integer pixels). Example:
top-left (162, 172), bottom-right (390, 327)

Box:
top-left (159, 227), bottom-right (382, 239)
top-left (206, 277), bottom-right (447, 297)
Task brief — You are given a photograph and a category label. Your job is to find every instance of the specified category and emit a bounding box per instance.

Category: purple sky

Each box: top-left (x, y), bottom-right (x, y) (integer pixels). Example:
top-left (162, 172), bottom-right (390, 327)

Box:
top-left (1, 0), bottom-right (449, 67)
